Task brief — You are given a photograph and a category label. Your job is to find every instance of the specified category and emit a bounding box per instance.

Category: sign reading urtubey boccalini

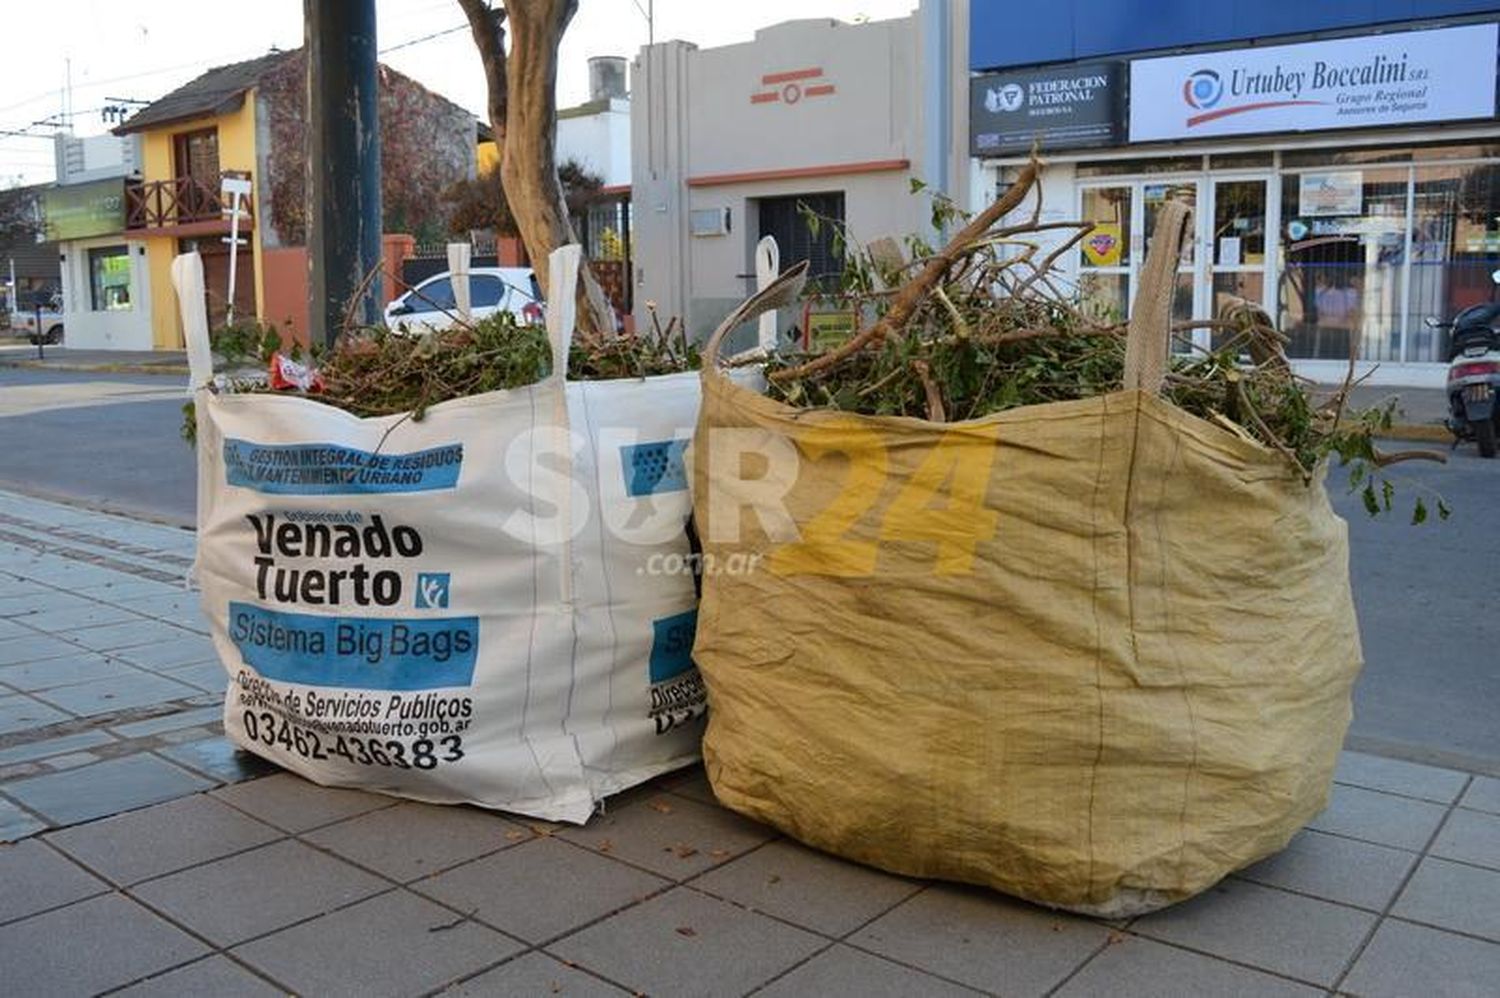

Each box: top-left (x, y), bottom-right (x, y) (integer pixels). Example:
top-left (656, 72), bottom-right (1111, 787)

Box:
top-left (970, 62), bottom-right (1124, 156)
top-left (1129, 22), bottom-right (1499, 143)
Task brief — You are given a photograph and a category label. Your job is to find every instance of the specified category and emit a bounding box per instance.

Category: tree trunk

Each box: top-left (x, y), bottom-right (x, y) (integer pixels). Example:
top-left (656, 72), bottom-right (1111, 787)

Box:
top-left (461, 0), bottom-right (615, 340)
top-left (457, 0), bottom-right (507, 147)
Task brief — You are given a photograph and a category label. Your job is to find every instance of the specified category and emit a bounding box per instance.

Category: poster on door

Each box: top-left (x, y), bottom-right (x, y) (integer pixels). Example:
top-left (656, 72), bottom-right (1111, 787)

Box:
top-left (1299, 172), bottom-right (1363, 216)
top-left (1082, 223), bottom-right (1123, 266)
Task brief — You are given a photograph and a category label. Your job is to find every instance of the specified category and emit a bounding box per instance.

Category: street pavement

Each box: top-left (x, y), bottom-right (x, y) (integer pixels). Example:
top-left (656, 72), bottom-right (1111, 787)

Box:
top-left (1, 488), bottom-right (1498, 996)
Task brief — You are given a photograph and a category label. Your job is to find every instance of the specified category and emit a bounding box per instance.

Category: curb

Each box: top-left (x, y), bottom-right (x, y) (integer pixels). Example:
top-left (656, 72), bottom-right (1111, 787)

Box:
top-left (1382, 423), bottom-right (1454, 444)
top-left (0, 359), bottom-right (191, 376)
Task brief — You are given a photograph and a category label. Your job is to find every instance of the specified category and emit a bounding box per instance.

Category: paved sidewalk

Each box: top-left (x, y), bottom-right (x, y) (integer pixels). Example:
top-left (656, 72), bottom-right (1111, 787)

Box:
top-left (0, 345), bottom-right (190, 376)
top-left (1, 492), bottom-right (1497, 996)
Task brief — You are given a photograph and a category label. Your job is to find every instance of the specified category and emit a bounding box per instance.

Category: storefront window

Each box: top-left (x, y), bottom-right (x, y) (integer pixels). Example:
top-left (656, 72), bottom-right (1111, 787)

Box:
top-left (1279, 167), bottom-right (1408, 362)
top-left (1077, 186), bottom-right (1130, 321)
top-left (88, 246), bottom-right (132, 312)
top-left (1404, 162), bottom-right (1500, 363)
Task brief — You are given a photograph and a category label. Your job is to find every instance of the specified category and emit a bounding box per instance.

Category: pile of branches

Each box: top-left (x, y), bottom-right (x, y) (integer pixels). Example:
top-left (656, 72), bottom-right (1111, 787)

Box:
top-left (181, 282), bottom-right (696, 443)
top-left (762, 160), bottom-right (1446, 522)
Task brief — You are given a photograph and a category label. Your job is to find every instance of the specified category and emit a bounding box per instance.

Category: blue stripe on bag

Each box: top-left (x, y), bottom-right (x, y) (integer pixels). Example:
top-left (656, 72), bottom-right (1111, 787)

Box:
top-left (649, 609), bottom-right (698, 683)
top-left (228, 601), bottom-right (478, 690)
top-left (223, 439), bottom-right (463, 495)
top-left (621, 439), bottom-right (689, 496)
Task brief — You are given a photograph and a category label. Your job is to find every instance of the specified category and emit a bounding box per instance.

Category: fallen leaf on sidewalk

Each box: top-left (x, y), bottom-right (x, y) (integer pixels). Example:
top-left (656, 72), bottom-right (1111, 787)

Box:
top-left (505, 829), bottom-right (528, 842)
top-left (667, 843), bottom-right (698, 859)
top-left (1106, 930), bottom-right (1128, 946)
top-left (648, 799), bottom-right (675, 814)
top-left (709, 849), bottom-right (731, 860)
top-left (675, 926), bottom-right (697, 937)
top-left (598, 838), bottom-right (614, 853)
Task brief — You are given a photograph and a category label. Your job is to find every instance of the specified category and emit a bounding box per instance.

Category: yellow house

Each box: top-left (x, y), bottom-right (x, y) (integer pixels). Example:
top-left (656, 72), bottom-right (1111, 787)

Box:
top-left (115, 49), bottom-right (482, 349)
top-left (115, 53), bottom-right (280, 349)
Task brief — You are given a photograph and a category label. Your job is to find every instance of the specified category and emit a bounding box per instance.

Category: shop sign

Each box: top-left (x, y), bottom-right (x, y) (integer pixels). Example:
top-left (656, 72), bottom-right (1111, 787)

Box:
top-left (1129, 23), bottom-right (1498, 142)
top-left (970, 61), bottom-right (1123, 156)
top-left (1299, 171), bottom-right (1363, 216)
top-left (43, 178), bottom-right (125, 241)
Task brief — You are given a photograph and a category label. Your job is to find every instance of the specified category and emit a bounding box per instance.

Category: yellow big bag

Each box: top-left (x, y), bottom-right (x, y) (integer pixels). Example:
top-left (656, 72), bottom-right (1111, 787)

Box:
top-left (688, 202), bottom-right (1362, 916)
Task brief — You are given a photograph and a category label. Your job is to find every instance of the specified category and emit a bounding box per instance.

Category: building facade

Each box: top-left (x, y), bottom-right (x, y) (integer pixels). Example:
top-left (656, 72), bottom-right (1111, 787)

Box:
top-left (113, 49), bottom-right (478, 349)
top-left (969, 0), bottom-right (1500, 385)
top-left (631, 9), bottom-right (969, 343)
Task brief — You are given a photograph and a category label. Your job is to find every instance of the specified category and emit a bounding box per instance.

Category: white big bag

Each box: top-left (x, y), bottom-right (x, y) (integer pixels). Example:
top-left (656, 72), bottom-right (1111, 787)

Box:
top-left (180, 246), bottom-right (707, 821)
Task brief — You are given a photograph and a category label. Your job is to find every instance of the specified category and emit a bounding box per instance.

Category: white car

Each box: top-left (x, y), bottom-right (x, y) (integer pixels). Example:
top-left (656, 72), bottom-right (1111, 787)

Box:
top-left (385, 267), bottom-right (543, 332)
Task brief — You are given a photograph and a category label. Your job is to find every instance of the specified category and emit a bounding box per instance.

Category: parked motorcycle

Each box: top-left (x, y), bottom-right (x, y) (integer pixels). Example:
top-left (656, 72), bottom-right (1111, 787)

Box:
top-left (1431, 270), bottom-right (1500, 458)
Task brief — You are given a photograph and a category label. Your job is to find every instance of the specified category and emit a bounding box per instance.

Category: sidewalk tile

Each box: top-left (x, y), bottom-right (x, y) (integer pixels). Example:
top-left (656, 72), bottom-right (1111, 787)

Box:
top-left (305, 800), bottom-right (526, 883)
top-left (1461, 776), bottom-right (1500, 816)
top-left (78, 579), bottom-right (180, 601)
top-left (0, 798), bottom-right (45, 841)
top-left (233, 889), bottom-right (520, 998)
top-left (4, 753), bottom-right (213, 825)
top-left (444, 952), bottom-right (628, 996)
top-left (1307, 783), bottom-right (1448, 851)
top-left (693, 838), bottom-right (923, 936)
top-left (1334, 751), bottom-right (1470, 803)
top-left (0, 692), bottom-right (74, 734)
top-left (117, 634), bottom-right (218, 672)
top-left (1053, 935), bottom-right (1321, 997)
top-left (1131, 879), bottom-right (1375, 986)
top-left (1342, 919), bottom-right (1500, 998)
top-left (0, 651), bottom-right (127, 691)
top-left (109, 704), bottom-right (223, 739)
top-left (158, 737), bottom-right (276, 784)
top-left (1430, 808), bottom-right (1500, 871)
top-left (662, 765), bottom-right (717, 805)
top-left (415, 836), bottom-right (669, 942)
top-left (161, 660), bottom-right (229, 693)
top-left (1393, 857), bottom-right (1500, 942)
top-left (849, 885), bottom-right (1109, 996)
top-left (132, 839), bottom-right (389, 946)
top-left (557, 792), bottom-right (774, 880)
top-left (758, 944), bottom-right (982, 997)
top-left (114, 955), bottom-right (285, 997)
top-left (549, 886), bottom-right (823, 997)
top-left (66, 618), bottom-right (190, 652)
top-left (0, 634), bottom-right (81, 667)
top-left (22, 602), bottom-right (141, 633)
top-left (212, 772), bottom-right (396, 832)
top-left (1236, 829), bottom-right (1417, 910)
top-left (33, 671), bottom-right (197, 717)
top-left (0, 893), bottom-right (208, 996)
top-left (0, 618), bottom-right (31, 641)
top-left (46, 794), bottom-right (282, 886)
top-left (0, 838), bottom-right (109, 923)
top-left (0, 729), bottom-right (113, 767)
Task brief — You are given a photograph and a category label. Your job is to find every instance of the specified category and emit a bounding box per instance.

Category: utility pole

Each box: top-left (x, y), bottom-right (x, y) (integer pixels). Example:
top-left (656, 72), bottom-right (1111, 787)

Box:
top-left (305, 0), bottom-right (383, 348)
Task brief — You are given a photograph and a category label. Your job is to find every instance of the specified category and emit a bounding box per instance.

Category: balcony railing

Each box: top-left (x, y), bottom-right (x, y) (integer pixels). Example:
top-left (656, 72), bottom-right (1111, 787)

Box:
top-left (125, 172), bottom-right (253, 230)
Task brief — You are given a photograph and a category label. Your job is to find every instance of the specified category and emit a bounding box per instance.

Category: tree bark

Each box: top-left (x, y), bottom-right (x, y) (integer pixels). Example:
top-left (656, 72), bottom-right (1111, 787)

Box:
top-left (457, 0), bottom-right (507, 148)
top-left (462, 0), bottom-right (615, 340)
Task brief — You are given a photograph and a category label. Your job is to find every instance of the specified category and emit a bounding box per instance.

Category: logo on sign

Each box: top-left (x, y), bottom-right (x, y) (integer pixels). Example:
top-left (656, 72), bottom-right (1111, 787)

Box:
top-left (415, 573), bottom-right (451, 609)
top-left (986, 83), bottom-right (1024, 113)
top-left (1183, 69), bottom-right (1223, 110)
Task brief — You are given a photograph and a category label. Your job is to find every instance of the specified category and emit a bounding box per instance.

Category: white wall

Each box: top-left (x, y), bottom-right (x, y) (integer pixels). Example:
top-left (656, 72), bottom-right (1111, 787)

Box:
top-left (558, 99), bottom-right (631, 187)
top-left (58, 237), bottom-right (153, 351)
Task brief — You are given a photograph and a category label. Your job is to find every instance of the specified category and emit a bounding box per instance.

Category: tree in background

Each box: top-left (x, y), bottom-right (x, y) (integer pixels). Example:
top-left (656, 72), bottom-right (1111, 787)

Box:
top-left (457, 0), bottom-right (616, 336)
top-left (442, 158), bottom-right (603, 240)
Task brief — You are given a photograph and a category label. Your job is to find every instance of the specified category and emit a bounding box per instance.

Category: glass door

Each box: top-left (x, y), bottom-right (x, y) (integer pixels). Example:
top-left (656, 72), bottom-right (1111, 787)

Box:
top-left (1205, 176), bottom-right (1271, 350)
top-left (1077, 184), bottom-right (1132, 323)
top-left (1142, 180), bottom-right (1201, 351)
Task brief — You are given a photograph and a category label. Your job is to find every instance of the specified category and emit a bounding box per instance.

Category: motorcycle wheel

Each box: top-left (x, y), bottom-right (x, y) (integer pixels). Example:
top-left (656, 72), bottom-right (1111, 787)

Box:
top-left (1476, 418), bottom-right (1497, 458)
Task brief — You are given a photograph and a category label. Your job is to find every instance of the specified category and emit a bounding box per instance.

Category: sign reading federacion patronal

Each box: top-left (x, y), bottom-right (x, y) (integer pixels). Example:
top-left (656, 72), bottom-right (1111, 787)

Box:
top-left (1129, 22), bottom-right (1498, 143)
top-left (970, 62), bottom-right (1124, 156)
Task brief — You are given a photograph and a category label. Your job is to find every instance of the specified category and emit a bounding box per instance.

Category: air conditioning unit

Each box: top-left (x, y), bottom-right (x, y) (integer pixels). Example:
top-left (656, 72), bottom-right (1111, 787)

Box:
top-left (690, 207), bottom-right (731, 237)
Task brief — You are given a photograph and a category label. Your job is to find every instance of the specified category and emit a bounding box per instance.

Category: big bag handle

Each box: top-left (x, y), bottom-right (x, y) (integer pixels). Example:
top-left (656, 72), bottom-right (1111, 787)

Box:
top-left (1124, 199), bottom-right (1192, 396)
top-left (545, 244), bottom-right (584, 382)
top-left (171, 251), bottom-right (215, 390)
top-left (703, 260), bottom-right (811, 373)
